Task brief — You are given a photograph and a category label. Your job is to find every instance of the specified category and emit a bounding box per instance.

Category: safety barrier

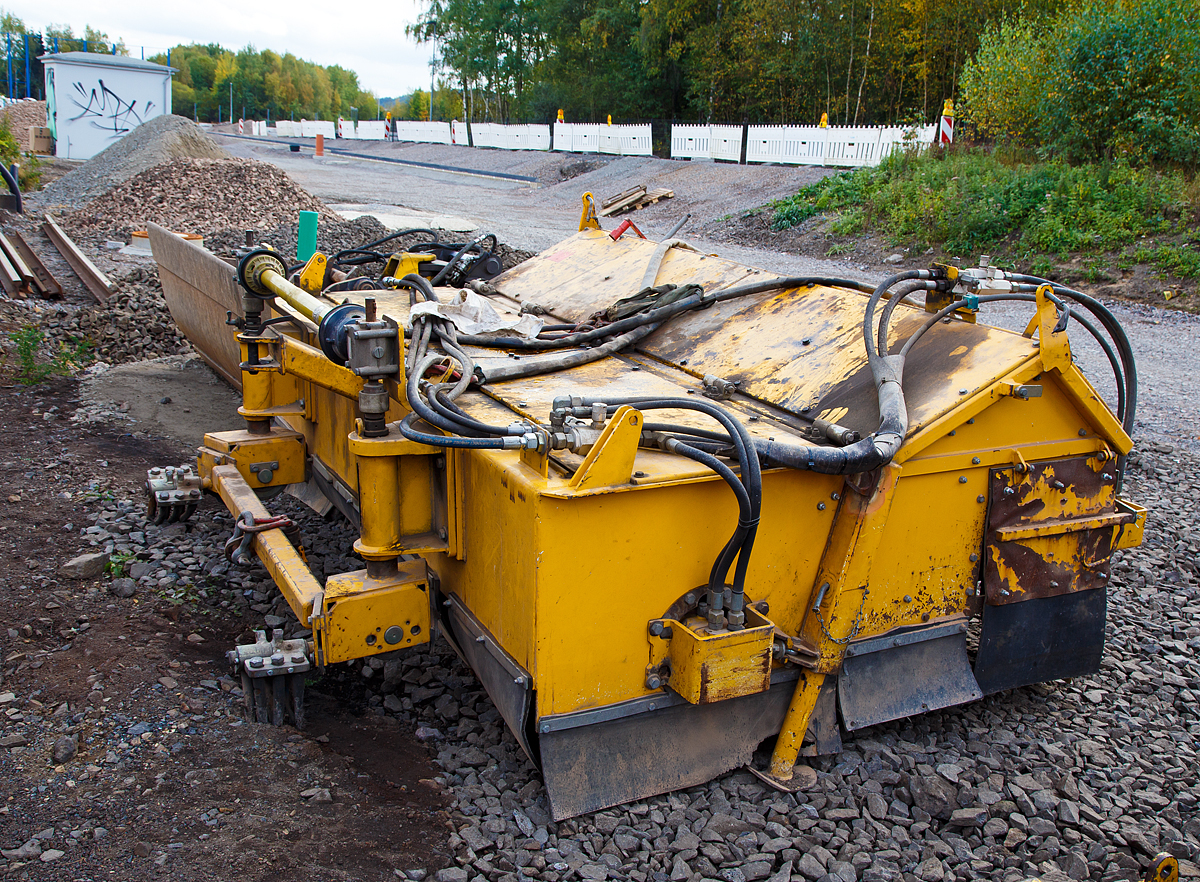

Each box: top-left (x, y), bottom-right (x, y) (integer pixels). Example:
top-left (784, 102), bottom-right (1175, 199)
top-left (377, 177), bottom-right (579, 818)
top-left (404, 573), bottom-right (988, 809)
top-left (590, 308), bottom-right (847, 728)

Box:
top-left (670, 125), bottom-right (744, 162)
top-left (393, 121), bottom-right (452, 145)
top-left (554, 123), bottom-right (653, 156)
top-left (470, 122), bottom-right (551, 151)
top-left (299, 119), bottom-right (336, 139)
top-left (741, 123), bottom-right (937, 167)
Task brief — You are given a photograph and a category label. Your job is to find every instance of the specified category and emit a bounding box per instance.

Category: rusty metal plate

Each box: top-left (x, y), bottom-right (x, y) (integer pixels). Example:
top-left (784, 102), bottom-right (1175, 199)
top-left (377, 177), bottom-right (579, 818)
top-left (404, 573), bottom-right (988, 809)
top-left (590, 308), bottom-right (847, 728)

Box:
top-left (983, 457), bottom-right (1132, 605)
top-left (837, 617), bottom-right (982, 731)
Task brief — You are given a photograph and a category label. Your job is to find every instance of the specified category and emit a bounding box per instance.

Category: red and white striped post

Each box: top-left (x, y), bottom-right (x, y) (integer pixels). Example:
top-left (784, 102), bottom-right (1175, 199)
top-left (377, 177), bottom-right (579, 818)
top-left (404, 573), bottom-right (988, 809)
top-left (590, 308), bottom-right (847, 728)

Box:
top-left (337, 118), bottom-right (345, 139)
top-left (238, 118), bottom-right (244, 135)
top-left (939, 99), bottom-right (955, 144)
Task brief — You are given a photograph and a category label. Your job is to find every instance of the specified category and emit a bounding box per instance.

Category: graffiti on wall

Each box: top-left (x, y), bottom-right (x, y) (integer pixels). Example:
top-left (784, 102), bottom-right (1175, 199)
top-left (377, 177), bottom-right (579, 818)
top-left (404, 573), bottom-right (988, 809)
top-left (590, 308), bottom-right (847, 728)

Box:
top-left (68, 79), bottom-right (154, 138)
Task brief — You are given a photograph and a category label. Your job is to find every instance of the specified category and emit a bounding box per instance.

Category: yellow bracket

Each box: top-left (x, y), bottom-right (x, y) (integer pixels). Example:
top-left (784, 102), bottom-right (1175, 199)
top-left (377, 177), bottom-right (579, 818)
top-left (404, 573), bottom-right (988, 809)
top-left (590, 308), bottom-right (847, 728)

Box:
top-left (318, 560), bottom-right (433, 664)
top-left (579, 192), bottom-right (601, 232)
top-left (199, 427), bottom-right (307, 490)
top-left (383, 252), bottom-right (435, 279)
top-left (568, 405), bottom-right (642, 491)
top-left (656, 607), bottom-right (775, 704)
top-left (1036, 284), bottom-right (1072, 372)
top-left (298, 252), bottom-right (328, 294)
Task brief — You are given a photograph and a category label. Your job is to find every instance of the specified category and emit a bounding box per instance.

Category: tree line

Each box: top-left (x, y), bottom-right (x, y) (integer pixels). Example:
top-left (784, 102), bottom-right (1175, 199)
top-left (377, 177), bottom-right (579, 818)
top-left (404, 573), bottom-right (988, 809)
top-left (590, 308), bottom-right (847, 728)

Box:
top-left (149, 44), bottom-right (378, 125)
top-left (406, 0), bottom-right (1069, 126)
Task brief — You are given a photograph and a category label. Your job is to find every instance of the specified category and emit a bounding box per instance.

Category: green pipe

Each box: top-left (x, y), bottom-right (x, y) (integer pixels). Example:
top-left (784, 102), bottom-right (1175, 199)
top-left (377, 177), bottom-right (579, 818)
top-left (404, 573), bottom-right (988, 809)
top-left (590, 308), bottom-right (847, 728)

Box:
top-left (297, 210), bottom-right (318, 262)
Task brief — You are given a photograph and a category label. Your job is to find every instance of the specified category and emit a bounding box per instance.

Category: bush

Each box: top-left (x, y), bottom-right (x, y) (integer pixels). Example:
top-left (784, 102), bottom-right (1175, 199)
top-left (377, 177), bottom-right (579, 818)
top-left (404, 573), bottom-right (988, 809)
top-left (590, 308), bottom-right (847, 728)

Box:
top-left (961, 0), bottom-right (1200, 167)
top-left (771, 149), bottom-right (1197, 267)
top-left (0, 117), bottom-right (41, 191)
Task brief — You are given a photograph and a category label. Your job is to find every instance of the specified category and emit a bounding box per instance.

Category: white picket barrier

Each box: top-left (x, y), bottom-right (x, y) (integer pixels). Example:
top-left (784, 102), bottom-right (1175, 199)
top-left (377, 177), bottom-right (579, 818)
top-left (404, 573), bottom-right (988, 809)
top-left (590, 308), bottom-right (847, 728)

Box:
top-left (299, 119), bottom-right (336, 139)
top-left (743, 123), bottom-right (937, 167)
top-left (670, 124), bottom-right (742, 161)
top-left (470, 122), bottom-right (551, 151)
top-left (393, 121), bottom-right (452, 144)
top-left (356, 120), bottom-right (388, 140)
top-left (553, 122), bottom-right (596, 153)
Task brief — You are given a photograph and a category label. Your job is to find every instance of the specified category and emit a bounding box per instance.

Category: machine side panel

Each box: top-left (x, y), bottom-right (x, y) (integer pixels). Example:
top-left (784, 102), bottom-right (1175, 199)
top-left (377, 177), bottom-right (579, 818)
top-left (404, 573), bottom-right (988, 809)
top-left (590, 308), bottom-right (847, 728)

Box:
top-left (527, 467), bottom-right (836, 717)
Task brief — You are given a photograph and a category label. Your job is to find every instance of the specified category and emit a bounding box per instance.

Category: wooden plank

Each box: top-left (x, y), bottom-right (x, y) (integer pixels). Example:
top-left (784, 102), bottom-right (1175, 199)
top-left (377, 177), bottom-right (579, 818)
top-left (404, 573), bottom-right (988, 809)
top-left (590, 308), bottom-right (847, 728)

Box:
top-left (0, 246), bottom-right (21, 296)
top-left (40, 214), bottom-right (113, 302)
top-left (601, 185), bottom-right (644, 209)
top-left (0, 233), bottom-right (34, 287)
top-left (599, 190), bottom-right (651, 217)
top-left (631, 189), bottom-right (675, 211)
top-left (1, 230), bottom-right (62, 298)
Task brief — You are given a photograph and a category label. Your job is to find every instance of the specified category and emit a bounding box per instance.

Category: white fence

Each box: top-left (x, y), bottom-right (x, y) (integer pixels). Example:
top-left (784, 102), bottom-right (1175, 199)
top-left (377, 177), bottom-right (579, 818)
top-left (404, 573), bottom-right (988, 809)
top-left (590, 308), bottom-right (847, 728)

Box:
top-left (554, 122), bottom-right (653, 156)
top-left (670, 124), bottom-right (743, 162)
top-left (393, 120), bottom-right (452, 145)
top-left (740, 123), bottom-right (937, 168)
top-left (470, 122), bottom-right (551, 151)
top-left (299, 119), bottom-right (336, 139)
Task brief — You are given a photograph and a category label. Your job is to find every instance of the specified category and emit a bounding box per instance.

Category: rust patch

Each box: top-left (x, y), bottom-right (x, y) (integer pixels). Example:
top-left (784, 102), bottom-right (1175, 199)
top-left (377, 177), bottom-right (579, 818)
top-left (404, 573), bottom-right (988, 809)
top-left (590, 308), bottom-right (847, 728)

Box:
top-left (984, 456), bottom-right (1128, 605)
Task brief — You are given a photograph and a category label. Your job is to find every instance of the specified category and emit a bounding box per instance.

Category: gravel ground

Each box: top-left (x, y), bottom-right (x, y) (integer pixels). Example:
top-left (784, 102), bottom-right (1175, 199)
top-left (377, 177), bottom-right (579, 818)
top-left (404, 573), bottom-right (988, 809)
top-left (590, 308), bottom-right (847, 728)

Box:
top-left (35, 115), bottom-right (228, 210)
top-left (1, 99), bottom-right (47, 151)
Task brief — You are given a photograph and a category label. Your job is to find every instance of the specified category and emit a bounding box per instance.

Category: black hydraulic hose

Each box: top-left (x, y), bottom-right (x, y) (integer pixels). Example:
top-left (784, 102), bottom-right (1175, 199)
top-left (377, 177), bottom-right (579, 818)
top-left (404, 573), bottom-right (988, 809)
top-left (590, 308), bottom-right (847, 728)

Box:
top-left (332, 228), bottom-right (440, 267)
top-left (668, 439), bottom-right (755, 602)
top-left (1009, 275), bottom-right (1137, 435)
top-left (456, 276), bottom-right (878, 352)
top-left (0, 163), bottom-right (20, 213)
top-left (478, 323), bottom-right (663, 383)
top-left (642, 422), bottom-right (736, 447)
top-left (582, 396), bottom-right (761, 619)
top-left (898, 292), bottom-right (1070, 360)
top-left (431, 387), bottom-right (526, 437)
top-left (877, 280), bottom-right (937, 355)
top-left (431, 232), bottom-right (497, 285)
top-left (399, 413), bottom-right (510, 448)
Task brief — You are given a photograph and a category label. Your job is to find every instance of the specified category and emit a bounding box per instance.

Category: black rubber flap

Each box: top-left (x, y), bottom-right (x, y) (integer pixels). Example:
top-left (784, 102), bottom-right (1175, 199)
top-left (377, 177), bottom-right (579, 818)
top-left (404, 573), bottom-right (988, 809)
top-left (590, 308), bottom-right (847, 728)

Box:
top-left (973, 587), bottom-right (1106, 695)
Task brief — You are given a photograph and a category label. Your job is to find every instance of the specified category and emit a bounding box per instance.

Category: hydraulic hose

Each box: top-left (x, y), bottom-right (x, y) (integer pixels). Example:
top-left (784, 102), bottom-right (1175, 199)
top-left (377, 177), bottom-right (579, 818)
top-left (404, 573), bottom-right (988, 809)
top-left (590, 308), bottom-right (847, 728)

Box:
top-left (431, 232), bottom-right (498, 286)
top-left (399, 413), bottom-right (511, 448)
top-left (454, 277), bottom-right (877, 352)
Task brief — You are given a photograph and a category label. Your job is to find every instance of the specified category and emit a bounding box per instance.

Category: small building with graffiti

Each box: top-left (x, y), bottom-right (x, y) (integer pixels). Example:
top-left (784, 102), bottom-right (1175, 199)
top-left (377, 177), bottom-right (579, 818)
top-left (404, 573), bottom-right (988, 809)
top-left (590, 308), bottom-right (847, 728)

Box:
top-left (39, 52), bottom-right (175, 160)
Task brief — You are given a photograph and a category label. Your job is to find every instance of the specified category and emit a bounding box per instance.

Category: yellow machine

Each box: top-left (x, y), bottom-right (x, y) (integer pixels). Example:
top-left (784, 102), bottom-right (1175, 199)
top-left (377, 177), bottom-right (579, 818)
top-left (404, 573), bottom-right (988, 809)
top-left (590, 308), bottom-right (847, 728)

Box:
top-left (146, 217), bottom-right (1144, 820)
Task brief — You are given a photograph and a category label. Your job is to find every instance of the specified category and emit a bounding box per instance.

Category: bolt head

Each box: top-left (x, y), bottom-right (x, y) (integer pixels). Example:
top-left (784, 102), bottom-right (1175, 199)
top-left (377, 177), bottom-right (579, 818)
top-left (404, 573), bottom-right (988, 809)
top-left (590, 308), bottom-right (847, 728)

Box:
top-left (817, 502), bottom-right (826, 511)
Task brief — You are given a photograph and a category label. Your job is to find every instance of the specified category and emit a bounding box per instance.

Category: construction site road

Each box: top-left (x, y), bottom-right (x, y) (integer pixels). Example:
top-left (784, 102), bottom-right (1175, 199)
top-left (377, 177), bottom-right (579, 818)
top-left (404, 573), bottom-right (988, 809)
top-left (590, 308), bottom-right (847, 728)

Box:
top-left (213, 134), bottom-right (857, 280)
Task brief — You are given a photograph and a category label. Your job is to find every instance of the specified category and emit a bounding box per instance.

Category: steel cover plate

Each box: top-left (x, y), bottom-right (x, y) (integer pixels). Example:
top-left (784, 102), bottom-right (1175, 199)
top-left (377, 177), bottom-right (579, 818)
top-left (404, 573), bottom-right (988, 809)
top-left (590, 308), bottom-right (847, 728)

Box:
top-left (837, 618), bottom-right (982, 731)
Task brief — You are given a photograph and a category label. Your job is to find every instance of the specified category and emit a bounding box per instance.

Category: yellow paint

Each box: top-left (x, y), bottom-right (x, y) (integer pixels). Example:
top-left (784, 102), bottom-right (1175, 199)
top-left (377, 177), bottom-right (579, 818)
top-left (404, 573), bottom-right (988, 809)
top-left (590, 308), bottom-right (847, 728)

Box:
top-left (661, 606), bottom-right (775, 704)
top-left (198, 427), bottom-right (306, 490)
top-left (383, 252), bottom-right (435, 279)
top-left (568, 405), bottom-right (642, 490)
top-left (298, 252), bottom-right (328, 294)
top-left (578, 193), bottom-right (601, 232)
top-left (320, 560), bottom-right (432, 664)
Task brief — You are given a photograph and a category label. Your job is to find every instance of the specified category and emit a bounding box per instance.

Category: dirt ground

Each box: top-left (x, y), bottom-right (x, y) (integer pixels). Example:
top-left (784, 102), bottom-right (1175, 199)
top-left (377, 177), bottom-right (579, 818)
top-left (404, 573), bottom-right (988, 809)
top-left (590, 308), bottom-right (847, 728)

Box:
top-left (0, 373), bottom-right (453, 880)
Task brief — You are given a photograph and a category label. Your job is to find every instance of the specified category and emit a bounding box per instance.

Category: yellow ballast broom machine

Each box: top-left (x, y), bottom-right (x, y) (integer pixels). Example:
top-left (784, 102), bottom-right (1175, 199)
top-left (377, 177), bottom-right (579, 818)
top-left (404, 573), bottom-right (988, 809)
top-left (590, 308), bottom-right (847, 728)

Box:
top-left (146, 206), bottom-right (1144, 820)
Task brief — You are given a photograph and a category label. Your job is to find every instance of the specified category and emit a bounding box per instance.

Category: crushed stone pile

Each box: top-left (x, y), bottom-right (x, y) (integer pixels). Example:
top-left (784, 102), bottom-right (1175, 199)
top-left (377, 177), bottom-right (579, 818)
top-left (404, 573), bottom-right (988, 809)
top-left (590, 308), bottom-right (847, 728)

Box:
top-left (1, 99), bottom-right (47, 150)
top-left (37, 114), bottom-right (229, 208)
top-left (59, 157), bottom-right (337, 239)
top-left (43, 266), bottom-right (192, 364)
top-left (205, 214), bottom-right (535, 273)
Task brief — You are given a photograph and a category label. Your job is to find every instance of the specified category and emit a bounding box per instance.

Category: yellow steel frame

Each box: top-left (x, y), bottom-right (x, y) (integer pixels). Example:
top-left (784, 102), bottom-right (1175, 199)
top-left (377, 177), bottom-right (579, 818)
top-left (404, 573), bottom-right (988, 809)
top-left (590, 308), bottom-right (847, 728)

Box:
top-left (188, 233), bottom-right (1143, 794)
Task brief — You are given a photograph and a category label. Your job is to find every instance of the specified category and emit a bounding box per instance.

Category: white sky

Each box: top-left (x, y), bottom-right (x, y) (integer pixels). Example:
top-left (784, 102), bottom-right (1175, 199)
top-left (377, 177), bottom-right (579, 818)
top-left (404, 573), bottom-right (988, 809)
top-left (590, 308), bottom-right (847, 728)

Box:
top-left (11, 0), bottom-right (437, 97)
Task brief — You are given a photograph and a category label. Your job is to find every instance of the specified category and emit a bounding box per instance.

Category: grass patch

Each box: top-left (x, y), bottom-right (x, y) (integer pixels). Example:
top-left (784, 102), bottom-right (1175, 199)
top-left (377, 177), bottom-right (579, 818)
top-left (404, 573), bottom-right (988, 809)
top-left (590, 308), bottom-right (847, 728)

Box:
top-left (772, 148), bottom-right (1199, 279)
top-left (6, 327), bottom-right (94, 384)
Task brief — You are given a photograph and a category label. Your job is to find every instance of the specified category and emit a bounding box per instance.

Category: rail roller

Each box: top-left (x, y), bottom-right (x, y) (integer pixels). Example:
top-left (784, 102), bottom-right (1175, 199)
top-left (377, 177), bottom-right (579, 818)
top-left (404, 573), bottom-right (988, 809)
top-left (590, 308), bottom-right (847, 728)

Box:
top-left (146, 211), bottom-right (1144, 820)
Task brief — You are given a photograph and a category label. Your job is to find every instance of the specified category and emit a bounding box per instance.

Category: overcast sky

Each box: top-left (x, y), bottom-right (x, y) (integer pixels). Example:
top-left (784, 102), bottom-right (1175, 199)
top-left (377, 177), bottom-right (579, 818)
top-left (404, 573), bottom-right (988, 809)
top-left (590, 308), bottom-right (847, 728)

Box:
top-left (11, 0), bottom-right (437, 97)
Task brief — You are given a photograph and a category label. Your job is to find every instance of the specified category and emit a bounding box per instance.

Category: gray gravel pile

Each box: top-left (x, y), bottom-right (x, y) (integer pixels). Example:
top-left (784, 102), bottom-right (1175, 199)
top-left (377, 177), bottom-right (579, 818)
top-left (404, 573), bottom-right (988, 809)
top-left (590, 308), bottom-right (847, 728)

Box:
top-left (1, 99), bottom-right (47, 151)
top-left (41, 267), bottom-right (192, 364)
top-left (36, 114), bottom-right (229, 209)
top-left (205, 216), bottom-right (534, 274)
top-left (63, 430), bottom-right (1196, 882)
top-left (57, 157), bottom-right (336, 239)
